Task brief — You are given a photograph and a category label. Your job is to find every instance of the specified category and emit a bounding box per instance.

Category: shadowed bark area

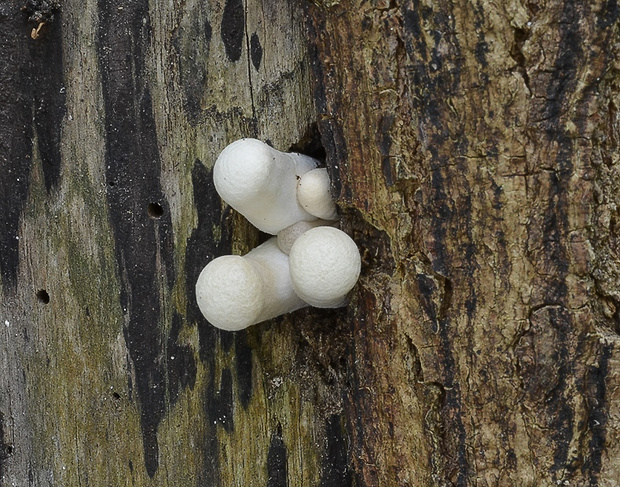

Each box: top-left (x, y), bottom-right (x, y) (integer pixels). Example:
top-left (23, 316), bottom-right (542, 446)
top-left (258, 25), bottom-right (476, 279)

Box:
top-left (0, 0), bottom-right (619, 485)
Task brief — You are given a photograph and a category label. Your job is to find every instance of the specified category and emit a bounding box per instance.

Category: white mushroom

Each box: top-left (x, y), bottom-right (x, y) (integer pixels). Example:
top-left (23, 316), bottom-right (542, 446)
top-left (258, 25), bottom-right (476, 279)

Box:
top-left (195, 238), bottom-right (307, 331)
top-left (213, 138), bottom-right (320, 234)
top-left (296, 167), bottom-right (339, 221)
top-left (288, 226), bottom-right (361, 308)
top-left (199, 138), bottom-right (361, 328)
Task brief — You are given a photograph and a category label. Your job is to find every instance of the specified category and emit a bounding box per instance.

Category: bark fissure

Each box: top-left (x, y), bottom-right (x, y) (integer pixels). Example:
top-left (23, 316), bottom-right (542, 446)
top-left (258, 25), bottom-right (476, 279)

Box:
top-left (242, 0), bottom-right (257, 124)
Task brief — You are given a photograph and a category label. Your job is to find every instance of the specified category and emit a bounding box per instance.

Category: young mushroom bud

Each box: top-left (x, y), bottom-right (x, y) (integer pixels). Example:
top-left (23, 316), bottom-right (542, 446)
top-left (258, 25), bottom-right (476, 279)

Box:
top-left (288, 226), bottom-right (361, 308)
top-left (296, 167), bottom-right (339, 221)
top-left (195, 238), bottom-right (307, 331)
top-left (213, 138), bottom-right (320, 234)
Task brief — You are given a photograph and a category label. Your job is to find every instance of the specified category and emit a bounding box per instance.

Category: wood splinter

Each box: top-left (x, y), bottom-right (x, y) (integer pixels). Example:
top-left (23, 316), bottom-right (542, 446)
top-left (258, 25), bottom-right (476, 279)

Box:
top-left (31, 22), bottom-right (44, 40)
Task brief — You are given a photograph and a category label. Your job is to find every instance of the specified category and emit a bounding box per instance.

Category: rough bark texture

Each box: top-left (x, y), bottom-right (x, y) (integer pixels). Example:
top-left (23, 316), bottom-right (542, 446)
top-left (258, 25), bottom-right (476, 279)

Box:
top-left (308, 0), bottom-right (620, 484)
top-left (0, 0), bottom-right (619, 485)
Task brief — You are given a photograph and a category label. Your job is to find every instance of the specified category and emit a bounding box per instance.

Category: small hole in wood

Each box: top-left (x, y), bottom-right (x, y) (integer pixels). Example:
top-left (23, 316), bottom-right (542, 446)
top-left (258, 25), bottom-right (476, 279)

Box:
top-left (147, 203), bottom-right (164, 218)
top-left (36, 290), bottom-right (50, 304)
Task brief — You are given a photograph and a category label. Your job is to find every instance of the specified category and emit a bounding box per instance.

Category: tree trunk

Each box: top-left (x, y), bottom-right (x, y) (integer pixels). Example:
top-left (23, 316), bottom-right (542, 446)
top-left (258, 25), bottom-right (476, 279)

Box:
top-left (1, 0), bottom-right (619, 485)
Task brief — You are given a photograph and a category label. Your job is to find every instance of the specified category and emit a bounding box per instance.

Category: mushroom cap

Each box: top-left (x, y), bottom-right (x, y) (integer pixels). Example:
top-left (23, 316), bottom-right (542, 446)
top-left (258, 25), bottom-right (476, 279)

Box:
top-left (296, 168), bottom-right (339, 221)
top-left (289, 227), bottom-right (361, 308)
top-left (196, 255), bottom-right (265, 331)
top-left (214, 139), bottom-right (275, 201)
top-left (213, 138), bottom-right (318, 234)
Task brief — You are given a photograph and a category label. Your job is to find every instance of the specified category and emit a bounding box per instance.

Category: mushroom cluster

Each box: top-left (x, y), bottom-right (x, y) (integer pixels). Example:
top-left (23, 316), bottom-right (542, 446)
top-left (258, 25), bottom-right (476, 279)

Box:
top-left (196, 138), bottom-right (361, 331)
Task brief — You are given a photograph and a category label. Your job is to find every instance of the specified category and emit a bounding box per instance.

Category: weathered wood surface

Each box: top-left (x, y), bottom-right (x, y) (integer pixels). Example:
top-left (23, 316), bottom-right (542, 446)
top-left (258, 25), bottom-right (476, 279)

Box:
top-left (1, 0), bottom-right (330, 484)
top-left (1, 0), bottom-right (619, 485)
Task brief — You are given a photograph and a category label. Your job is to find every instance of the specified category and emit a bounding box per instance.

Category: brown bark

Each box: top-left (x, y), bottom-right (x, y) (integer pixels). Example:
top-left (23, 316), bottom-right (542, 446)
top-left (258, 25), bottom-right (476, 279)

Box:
top-left (0, 0), bottom-right (619, 485)
top-left (308, 0), bottom-right (620, 484)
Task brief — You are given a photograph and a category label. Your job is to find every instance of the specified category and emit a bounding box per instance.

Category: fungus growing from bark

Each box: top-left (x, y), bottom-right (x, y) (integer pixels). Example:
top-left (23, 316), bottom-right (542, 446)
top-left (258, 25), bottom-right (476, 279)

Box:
top-left (196, 238), bottom-right (306, 331)
top-left (213, 138), bottom-right (320, 234)
top-left (196, 138), bottom-right (362, 330)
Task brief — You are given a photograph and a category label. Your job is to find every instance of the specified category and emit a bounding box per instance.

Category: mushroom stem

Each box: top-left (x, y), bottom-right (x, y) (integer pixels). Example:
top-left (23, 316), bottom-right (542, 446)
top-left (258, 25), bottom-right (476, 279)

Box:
top-left (214, 138), bottom-right (319, 234)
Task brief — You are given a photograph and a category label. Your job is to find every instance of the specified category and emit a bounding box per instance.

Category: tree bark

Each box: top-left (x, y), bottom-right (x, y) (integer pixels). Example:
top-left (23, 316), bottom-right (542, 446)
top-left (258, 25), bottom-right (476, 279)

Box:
top-left (307, 0), bottom-right (620, 484)
top-left (1, 0), bottom-right (619, 485)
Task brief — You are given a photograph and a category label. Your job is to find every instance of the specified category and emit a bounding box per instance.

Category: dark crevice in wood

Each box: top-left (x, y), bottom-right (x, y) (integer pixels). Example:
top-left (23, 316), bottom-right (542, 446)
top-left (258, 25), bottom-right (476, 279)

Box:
top-left (288, 122), bottom-right (326, 163)
top-left (0, 411), bottom-right (13, 480)
top-left (510, 27), bottom-right (531, 95)
top-left (304, 9), bottom-right (345, 200)
top-left (295, 304), bottom-right (351, 390)
top-left (347, 210), bottom-right (394, 275)
top-left (320, 414), bottom-right (352, 487)
top-left (267, 423), bottom-right (288, 487)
